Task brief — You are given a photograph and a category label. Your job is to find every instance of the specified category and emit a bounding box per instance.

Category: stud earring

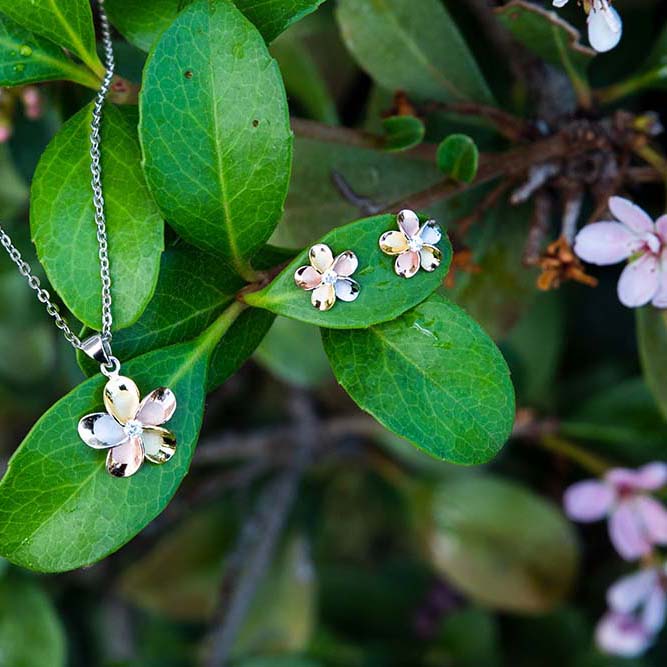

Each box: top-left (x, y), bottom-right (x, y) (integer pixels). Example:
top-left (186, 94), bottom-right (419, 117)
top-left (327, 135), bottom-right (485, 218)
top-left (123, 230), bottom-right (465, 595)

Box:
top-left (379, 209), bottom-right (442, 278)
top-left (294, 243), bottom-right (360, 311)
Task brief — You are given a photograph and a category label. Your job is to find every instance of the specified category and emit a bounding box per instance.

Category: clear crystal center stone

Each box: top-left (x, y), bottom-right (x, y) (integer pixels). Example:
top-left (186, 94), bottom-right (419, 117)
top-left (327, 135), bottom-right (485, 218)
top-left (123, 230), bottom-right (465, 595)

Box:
top-left (408, 237), bottom-right (424, 252)
top-left (321, 269), bottom-right (338, 286)
top-left (125, 419), bottom-right (143, 438)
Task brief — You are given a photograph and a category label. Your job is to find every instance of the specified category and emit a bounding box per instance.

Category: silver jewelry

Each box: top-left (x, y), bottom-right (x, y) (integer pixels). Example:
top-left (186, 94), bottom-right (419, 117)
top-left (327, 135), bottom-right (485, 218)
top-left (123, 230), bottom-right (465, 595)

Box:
top-left (379, 209), bottom-right (443, 279)
top-left (0, 0), bottom-right (177, 477)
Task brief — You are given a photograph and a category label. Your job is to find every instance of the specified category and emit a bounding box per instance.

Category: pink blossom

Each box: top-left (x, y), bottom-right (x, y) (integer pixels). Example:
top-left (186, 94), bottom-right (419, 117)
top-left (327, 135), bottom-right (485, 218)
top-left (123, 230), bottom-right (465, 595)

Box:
top-left (574, 197), bottom-right (667, 308)
top-left (563, 463), bottom-right (667, 560)
top-left (596, 566), bottom-right (667, 657)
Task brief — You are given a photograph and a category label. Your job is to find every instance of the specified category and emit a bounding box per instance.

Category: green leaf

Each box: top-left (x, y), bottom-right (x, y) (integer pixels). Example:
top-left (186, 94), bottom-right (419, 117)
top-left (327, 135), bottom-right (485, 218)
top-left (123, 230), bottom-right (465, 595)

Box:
top-left (437, 607), bottom-right (500, 667)
top-left (637, 306), bottom-right (667, 421)
top-left (0, 317), bottom-right (233, 572)
top-left (0, 575), bottom-right (66, 666)
top-left (246, 214), bottom-right (451, 329)
top-left (0, 14), bottom-right (99, 88)
top-left (422, 475), bottom-right (578, 612)
top-left (382, 115), bottom-right (425, 152)
top-left (322, 293), bottom-right (515, 464)
top-left (436, 134), bottom-right (479, 183)
top-left (335, 0), bottom-right (494, 104)
top-left (495, 1), bottom-right (594, 100)
top-left (255, 317), bottom-right (332, 387)
top-left (31, 103), bottom-right (164, 330)
top-left (106, 0), bottom-right (327, 51)
top-left (0, 0), bottom-right (103, 76)
top-left (139, 0), bottom-right (292, 274)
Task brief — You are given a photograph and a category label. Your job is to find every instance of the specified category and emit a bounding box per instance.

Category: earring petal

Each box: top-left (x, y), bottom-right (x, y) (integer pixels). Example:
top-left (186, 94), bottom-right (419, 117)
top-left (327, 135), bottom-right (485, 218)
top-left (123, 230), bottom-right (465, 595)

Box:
top-left (106, 436), bottom-right (144, 478)
top-left (295, 265), bottom-right (322, 290)
top-left (335, 277), bottom-right (360, 302)
top-left (379, 230), bottom-right (409, 255)
top-left (333, 251), bottom-right (358, 277)
top-left (397, 209), bottom-right (420, 237)
top-left (419, 244), bottom-right (442, 272)
top-left (103, 375), bottom-right (141, 425)
top-left (78, 413), bottom-right (127, 449)
top-left (395, 250), bottom-right (421, 278)
top-left (142, 426), bottom-right (177, 465)
top-left (419, 220), bottom-right (442, 246)
top-left (136, 387), bottom-right (177, 427)
top-left (311, 283), bottom-right (336, 311)
top-left (309, 244), bottom-right (334, 273)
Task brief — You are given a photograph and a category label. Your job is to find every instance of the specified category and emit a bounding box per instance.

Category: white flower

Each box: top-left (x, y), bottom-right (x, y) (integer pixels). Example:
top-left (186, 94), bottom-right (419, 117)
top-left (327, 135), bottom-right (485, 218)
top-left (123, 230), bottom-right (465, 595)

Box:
top-left (553, 0), bottom-right (623, 53)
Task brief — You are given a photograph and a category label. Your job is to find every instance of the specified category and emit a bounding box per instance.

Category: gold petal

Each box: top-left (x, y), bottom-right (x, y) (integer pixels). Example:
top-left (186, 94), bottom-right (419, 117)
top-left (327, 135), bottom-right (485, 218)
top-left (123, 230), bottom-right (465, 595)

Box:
top-left (311, 283), bottom-right (336, 311)
top-left (294, 265), bottom-right (322, 290)
top-left (103, 375), bottom-right (140, 425)
top-left (78, 413), bottom-right (127, 449)
top-left (379, 230), bottom-right (409, 256)
top-left (419, 245), bottom-right (442, 272)
top-left (309, 244), bottom-right (334, 273)
top-left (142, 426), bottom-right (177, 465)
top-left (136, 387), bottom-right (177, 426)
top-left (106, 436), bottom-right (144, 478)
top-left (395, 250), bottom-right (421, 278)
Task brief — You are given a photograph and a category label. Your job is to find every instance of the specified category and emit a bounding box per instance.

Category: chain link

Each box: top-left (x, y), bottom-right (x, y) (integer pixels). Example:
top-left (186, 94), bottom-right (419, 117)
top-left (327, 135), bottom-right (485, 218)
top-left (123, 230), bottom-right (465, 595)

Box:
top-left (0, 0), bottom-right (115, 352)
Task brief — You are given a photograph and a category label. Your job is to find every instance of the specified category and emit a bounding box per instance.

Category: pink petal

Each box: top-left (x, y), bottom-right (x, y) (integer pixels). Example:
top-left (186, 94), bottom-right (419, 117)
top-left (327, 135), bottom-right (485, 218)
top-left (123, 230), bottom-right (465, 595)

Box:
top-left (655, 214), bottom-right (667, 243)
top-left (609, 502), bottom-right (653, 561)
top-left (294, 265), bottom-right (322, 291)
top-left (609, 197), bottom-right (654, 234)
top-left (332, 251), bottom-right (358, 277)
top-left (635, 496), bottom-right (667, 545)
top-left (573, 222), bottom-right (642, 265)
top-left (136, 388), bottom-right (177, 426)
top-left (395, 250), bottom-right (421, 279)
top-left (106, 436), bottom-right (144, 478)
top-left (607, 467), bottom-right (644, 490)
top-left (642, 586), bottom-right (667, 633)
top-left (635, 463), bottom-right (667, 491)
top-left (563, 480), bottom-right (615, 522)
top-left (652, 256), bottom-right (667, 308)
top-left (397, 209), bottom-right (420, 238)
top-left (595, 612), bottom-right (652, 658)
top-left (617, 254), bottom-right (660, 308)
top-left (607, 569), bottom-right (657, 614)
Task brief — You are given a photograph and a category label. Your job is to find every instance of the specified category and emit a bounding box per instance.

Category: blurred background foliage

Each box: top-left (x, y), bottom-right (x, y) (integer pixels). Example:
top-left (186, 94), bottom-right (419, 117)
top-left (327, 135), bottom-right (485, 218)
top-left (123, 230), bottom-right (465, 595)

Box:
top-left (1, 0), bottom-right (667, 665)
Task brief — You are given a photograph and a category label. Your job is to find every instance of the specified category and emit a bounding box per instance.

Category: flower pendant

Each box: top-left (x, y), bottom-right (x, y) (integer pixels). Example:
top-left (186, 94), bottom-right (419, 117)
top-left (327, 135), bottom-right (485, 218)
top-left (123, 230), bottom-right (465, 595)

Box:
top-left (78, 375), bottom-right (177, 478)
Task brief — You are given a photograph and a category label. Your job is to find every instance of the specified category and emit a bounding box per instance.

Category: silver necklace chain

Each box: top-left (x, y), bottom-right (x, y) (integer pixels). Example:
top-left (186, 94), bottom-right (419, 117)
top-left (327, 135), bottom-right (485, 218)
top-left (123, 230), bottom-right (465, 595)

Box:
top-left (0, 0), bottom-right (116, 359)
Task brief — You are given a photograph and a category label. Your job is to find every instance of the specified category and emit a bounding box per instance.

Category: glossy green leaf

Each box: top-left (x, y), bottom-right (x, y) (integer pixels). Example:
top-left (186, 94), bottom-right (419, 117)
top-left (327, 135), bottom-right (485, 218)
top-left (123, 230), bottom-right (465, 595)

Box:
top-left (106, 0), bottom-right (327, 51)
top-left (31, 103), bottom-right (164, 330)
top-left (495, 1), bottom-right (594, 96)
top-left (423, 475), bottom-right (578, 611)
top-left (0, 0), bottom-right (103, 76)
top-left (335, 0), bottom-right (494, 104)
top-left (0, 575), bottom-right (66, 666)
top-left (0, 14), bottom-right (99, 88)
top-left (322, 294), bottom-right (515, 464)
top-left (561, 377), bottom-right (667, 464)
top-left (382, 115), bottom-right (425, 152)
top-left (271, 135), bottom-right (482, 249)
top-left (77, 243), bottom-right (243, 374)
top-left (0, 317), bottom-right (233, 572)
top-left (119, 504), bottom-right (238, 621)
top-left (255, 316), bottom-right (332, 387)
top-left (438, 607), bottom-right (500, 667)
top-left (637, 306), bottom-right (667, 421)
top-left (246, 214), bottom-right (451, 329)
top-left (138, 0), bottom-right (292, 272)
top-left (436, 134), bottom-right (479, 183)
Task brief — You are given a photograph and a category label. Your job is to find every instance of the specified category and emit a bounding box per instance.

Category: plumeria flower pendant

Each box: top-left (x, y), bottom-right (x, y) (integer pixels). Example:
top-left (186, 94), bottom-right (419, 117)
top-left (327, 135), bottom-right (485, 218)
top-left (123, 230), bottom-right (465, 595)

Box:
top-left (294, 243), bottom-right (360, 311)
top-left (379, 210), bottom-right (442, 278)
top-left (78, 375), bottom-right (177, 478)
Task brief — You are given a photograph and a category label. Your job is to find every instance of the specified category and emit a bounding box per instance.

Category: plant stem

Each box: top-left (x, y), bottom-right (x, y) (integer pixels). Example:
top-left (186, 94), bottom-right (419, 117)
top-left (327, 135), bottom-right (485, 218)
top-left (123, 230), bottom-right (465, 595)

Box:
top-left (538, 434), bottom-right (611, 476)
top-left (596, 67), bottom-right (667, 106)
top-left (198, 301), bottom-right (246, 355)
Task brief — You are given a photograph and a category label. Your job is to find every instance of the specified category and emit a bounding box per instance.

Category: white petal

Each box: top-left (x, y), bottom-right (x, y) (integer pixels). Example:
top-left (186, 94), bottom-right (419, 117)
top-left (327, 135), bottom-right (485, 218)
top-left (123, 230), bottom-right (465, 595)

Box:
top-left (608, 569), bottom-right (658, 614)
top-left (574, 222), bottom-right (643, 265)
top-left (617, 254), bottom-right (660, 308)
top-left (78, 413), bottom-right (127, 449)
top-left (641, 586), bottom-right (667, 633)
top-left (419, 245), bottom-right (442, 272)
top-left (334, 277), bottom-right (360, 302)
top-left (608, 197), bottom-right (654, 235)
top-left (418, 220), bottom-right (442, 246)
top-left (588, 5), bottom-right (622, 52)
top-left (309, 244), bottom-right (334, 273)
top-left (595, 612), bottom-right (652, 658)
top-left (142, 426), bottom-right (177, 465)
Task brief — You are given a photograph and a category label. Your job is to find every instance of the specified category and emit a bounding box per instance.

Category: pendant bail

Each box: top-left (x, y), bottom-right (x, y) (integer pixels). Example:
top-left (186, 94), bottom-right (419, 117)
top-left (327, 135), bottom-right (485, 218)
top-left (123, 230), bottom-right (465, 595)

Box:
top-left (80, 334), bottom-right (113, 365)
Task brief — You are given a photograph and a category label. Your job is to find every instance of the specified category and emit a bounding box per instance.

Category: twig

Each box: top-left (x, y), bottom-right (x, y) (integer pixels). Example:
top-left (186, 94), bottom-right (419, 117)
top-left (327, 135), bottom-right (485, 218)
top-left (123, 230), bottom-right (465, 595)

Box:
top-left (203, 393), bottom-right (316, 667)
top-left (331, 170), bottom-right (384, 215)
